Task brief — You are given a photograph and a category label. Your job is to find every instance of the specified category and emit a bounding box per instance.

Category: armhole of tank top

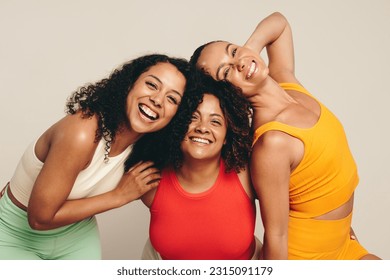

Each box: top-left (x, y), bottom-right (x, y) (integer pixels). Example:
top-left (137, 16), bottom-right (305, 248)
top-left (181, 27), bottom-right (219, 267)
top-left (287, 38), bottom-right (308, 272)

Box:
top-left (149, 168), bottom-right (171, 212)
top-left (235, 170), bottom-right (254, 204)
top-left (30, 139), bottom-right (44, 165)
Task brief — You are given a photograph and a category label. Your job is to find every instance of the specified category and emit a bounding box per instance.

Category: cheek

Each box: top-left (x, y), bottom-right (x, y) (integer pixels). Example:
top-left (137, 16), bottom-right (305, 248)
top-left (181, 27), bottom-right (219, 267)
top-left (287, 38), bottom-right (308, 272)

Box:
top-left (164, 104), bottom-right (179, 119)
top-left (125, 96), bottom-right (134, 113)
top-left (229, 75), bottom-right (245, 90)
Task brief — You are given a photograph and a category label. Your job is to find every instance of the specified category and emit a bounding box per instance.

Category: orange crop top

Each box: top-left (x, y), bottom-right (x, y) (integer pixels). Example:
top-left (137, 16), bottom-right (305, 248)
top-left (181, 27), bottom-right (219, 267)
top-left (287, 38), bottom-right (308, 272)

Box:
top-left (149, 160), bottom-right (256, 260)
top-left (253, 83), bottom-right (359, 218)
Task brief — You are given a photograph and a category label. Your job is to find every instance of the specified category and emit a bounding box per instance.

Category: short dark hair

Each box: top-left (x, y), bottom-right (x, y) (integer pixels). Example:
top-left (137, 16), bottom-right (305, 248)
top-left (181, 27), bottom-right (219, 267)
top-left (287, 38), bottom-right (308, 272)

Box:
top-left (189, 40), bottom-right (222, 69)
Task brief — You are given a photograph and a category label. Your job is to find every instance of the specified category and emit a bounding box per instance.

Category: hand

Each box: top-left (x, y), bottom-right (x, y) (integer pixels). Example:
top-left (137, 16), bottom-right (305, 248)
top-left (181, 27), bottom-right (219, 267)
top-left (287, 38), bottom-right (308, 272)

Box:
top-left (114, 161), bottom-right (161, 206)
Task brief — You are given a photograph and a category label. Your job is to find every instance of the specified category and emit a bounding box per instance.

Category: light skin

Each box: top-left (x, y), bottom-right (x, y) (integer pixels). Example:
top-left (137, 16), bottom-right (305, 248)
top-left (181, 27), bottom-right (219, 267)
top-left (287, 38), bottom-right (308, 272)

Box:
top-left (7, 62), bottom-right (186, 230)
top-left (196, 12), bottom-right (380, 260)
top-left (141, 93), bottom-right (254, 207)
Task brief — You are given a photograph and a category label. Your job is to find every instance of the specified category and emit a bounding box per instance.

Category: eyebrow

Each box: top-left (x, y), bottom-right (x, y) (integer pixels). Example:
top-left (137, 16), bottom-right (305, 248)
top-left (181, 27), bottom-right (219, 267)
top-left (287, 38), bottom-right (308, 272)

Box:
top-left (194, 109), bottom-right (224, 118)
top-left (215, 43), bottom-right (232, 80)
top-left (147, 74), bottom-right (183, 97)
top-left (210, 113), bottom-right (224, 119)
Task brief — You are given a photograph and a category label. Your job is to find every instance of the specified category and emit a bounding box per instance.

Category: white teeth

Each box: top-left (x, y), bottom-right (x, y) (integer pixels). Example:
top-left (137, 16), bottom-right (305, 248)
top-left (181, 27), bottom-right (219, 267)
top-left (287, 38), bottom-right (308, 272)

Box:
top-left (139, 104), bottom-right (158, 120)
top-left (191, 137), bottom-right (210, 144)
top-left (246, 61), bottom-right (256, 79)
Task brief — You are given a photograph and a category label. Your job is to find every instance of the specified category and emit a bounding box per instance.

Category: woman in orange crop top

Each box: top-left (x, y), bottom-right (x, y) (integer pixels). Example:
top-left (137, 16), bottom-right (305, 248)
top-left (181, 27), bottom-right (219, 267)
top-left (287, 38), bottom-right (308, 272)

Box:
top-left (189, 12), bottom-right (380, 259)
top-left (125, 72), bottom-right (261, 259)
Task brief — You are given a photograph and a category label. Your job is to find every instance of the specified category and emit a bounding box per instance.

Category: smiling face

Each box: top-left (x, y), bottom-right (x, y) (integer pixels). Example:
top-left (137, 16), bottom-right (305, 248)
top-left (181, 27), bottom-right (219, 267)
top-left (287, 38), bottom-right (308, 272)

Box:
top-left (181, 93), bottom-right (227, 162)
top-left (196, 41), bottom-right (269, 97)
top-left (126, 62), bottom-right (186, 134)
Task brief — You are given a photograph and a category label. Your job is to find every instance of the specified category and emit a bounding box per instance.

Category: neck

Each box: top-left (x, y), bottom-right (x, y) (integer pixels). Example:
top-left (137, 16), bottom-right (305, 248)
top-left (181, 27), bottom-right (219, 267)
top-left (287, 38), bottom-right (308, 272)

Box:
top-left (176, 158), bottom-right (221, 193)
top-left (247, 77), bottom-right (296, 129)
top-left (109, 126), bottom-right (143, 156)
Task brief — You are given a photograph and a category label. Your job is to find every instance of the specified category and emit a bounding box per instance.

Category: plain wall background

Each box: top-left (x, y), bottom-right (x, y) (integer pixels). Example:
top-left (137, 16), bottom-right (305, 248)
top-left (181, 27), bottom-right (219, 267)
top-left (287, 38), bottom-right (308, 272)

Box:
top-left (0, 0), bottom-right (389, 259)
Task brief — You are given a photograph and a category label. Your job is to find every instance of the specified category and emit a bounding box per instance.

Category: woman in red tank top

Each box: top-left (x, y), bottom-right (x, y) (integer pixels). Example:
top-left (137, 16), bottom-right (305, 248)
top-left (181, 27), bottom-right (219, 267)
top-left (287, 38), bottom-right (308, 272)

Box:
top-left (125, 72), bottom-right (261, 259)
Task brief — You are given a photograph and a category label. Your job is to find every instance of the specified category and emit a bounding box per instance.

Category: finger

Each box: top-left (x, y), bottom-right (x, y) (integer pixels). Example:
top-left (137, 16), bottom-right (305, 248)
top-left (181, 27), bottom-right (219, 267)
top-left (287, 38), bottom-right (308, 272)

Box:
top-left (143, 173), bottom-right (162, 185)
top-left (128, 161), bottom-right (156, 174)
top-left (144, 179), bottom-right (160, 191)
top-left (126, 161), bottom-right (144, 173)
top-left (138, 161), bottom-right (157, 172)
top-left (140, 168), bottom-right (161, 181)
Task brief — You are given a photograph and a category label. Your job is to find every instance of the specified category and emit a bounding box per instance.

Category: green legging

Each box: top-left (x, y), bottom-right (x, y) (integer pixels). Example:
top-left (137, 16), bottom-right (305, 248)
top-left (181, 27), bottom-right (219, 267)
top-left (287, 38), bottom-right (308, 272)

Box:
top-left (0, 188), bottom-right (101, 260)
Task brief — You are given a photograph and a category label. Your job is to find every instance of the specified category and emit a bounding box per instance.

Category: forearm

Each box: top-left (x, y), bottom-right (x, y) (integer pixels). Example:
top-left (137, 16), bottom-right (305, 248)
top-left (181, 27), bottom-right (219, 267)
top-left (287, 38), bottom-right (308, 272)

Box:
top-left (244, 12), bottom-right (289, 54)
top-left (262, 233), bottom-right (288, 260)
top-left (28, 161), bottom-right (159, 230)
top-left (28, 189), bottom-right (131, 230)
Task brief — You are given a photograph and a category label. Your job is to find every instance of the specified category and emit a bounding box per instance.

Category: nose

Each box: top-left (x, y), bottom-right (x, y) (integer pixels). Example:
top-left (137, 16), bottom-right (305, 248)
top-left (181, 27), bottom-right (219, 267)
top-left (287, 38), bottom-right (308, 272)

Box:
top-left (194, 121), bottom-right (210, 134)
top-left (236, 59), bottom-right (245, 72)
top-left (149, 92), bottom-right (162, 108)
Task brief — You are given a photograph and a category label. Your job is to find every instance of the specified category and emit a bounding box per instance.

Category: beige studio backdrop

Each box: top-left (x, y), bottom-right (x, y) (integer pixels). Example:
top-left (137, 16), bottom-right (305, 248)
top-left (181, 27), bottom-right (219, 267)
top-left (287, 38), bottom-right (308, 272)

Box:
top-left (0, 0), bottom-right (389, 259)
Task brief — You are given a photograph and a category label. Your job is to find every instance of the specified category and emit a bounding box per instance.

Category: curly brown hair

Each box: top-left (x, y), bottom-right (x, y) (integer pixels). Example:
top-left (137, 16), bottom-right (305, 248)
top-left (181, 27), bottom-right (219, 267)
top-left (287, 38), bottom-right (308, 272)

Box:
top-left (125, 70), bottom-right (252, 173)
top-left (65, 54), bottom-right (190, 160)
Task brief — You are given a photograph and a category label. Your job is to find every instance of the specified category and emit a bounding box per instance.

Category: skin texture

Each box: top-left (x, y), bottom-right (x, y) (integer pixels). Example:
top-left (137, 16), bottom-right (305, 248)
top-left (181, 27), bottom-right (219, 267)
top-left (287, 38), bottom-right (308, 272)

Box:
top-left (193, 12), bottom-right (380, 260)
top-left (11, 62), bottom-right (186, 230)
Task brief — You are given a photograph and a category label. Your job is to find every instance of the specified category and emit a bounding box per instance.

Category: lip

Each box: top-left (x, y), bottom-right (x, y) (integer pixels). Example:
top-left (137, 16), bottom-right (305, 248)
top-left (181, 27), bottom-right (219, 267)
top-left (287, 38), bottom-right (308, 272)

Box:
top-left (246, 60), bottom-right (258, 79)
top-left (138, 103), bottom-right (159, 121)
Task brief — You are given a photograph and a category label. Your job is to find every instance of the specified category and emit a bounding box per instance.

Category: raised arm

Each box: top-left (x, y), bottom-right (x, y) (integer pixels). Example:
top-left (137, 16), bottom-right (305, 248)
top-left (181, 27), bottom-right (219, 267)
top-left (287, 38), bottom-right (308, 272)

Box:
top-left (244, 12), bottom-right (297, 83)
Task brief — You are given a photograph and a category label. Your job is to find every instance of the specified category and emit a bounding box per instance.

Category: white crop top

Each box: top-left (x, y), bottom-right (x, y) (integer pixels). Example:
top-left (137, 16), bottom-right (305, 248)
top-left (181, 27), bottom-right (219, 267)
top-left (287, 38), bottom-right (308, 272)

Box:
top-left (9, 139), bottom-right (133, 206)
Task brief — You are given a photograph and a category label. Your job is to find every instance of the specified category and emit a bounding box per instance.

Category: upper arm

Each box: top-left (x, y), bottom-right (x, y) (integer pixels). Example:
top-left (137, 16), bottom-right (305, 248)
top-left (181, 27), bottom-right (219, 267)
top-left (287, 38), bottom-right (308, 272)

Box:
top-left (244, 12), bottom-right (298, 84)
top-left (250, 131), bottom-right (292, 236)
top-left (28, 115), bottom-right (98, 223)
top-left (140, 188), bottom-right (157, 208)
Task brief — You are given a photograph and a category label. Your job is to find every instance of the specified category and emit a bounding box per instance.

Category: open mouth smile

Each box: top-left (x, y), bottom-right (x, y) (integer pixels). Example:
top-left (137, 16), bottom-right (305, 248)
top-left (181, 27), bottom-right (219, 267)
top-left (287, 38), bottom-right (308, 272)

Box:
top-left (246, 61), bottom-right (258, 79)
top-left (189, 137), bottom-right (212, 144)
top-left (139, 104), bottom-right (159, 121)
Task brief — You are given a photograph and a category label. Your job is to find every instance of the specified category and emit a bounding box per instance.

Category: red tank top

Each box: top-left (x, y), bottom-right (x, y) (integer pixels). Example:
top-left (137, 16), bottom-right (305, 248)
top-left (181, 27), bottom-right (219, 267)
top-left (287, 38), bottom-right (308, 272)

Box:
top-left (149, 160), bottom-right (256, 259)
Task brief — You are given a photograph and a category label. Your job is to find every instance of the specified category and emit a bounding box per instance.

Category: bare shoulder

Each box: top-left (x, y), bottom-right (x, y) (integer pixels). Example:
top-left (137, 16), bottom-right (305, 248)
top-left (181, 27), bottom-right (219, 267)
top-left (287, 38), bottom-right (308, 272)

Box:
top-left (252, 130), bottom-right (304, 172)
top-left (54, 112), bottom-right (99, 142)
top-left (254, 130), bottom-right (294, 150)
top-left (253, 130), bottom-right (299, 162)
top-left (35, 112), bottom-right (100, 165)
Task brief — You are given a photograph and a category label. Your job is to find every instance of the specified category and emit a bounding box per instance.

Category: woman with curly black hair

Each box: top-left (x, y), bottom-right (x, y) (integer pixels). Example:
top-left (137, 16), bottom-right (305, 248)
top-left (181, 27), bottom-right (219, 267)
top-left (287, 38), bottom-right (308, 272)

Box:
top-left (126, 72), bottom-right (262, 259)
top-left (0, 54), bottom-right (190, 260)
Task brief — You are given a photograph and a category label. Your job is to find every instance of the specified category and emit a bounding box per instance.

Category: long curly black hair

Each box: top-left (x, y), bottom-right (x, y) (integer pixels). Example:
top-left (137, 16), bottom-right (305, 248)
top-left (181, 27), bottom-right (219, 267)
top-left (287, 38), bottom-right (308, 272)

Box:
top-left (125, 69), bottom-right (252, 173)
top-left (66, 54), bottom-right (190, 159)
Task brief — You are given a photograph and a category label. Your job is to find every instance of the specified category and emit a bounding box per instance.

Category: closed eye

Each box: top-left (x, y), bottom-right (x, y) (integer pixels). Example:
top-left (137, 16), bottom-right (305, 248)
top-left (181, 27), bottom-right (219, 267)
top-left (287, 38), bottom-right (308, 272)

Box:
top-left (191, 113), bottom-right (199, 121)
top-left (146, 81), bottom-right (158, 90)
top-left (232, 48), bottom-right (237, 57)
top-left (223, 67), bottom-right (231, 80)
top-left (211, 119), bottom-right (222, 126)
top-left (167, 95), bottom-right (179, 105)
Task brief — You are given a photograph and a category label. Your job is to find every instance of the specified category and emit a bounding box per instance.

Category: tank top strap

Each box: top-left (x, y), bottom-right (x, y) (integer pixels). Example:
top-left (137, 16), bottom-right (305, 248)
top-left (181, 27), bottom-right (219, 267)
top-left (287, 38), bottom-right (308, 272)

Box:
top-left (252, 83), bottom-right (316, 146)
top-left (279, 82), bottom-right (311, 95)
top-left (253, 121), bottom-right (306, 147)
